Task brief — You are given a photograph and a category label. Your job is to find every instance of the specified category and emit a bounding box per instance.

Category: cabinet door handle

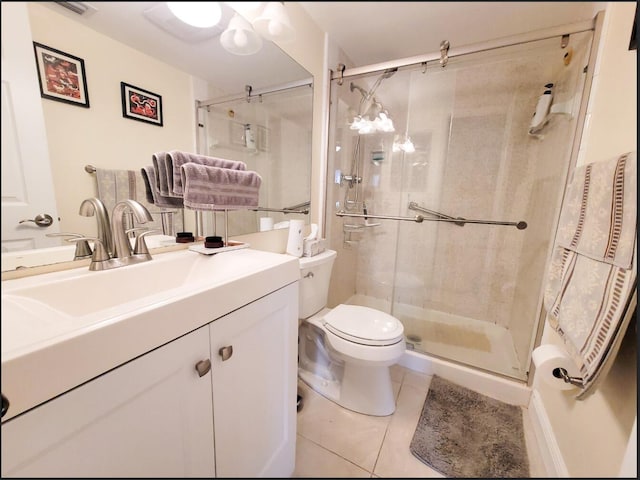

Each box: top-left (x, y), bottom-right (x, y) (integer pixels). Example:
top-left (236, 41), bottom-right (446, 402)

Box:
top-left (1, 393), bottom-right (9, 418)
top-left (195, 359), bottom-right (211, 377)
top-left (219, 345), bottom-right (233, 361)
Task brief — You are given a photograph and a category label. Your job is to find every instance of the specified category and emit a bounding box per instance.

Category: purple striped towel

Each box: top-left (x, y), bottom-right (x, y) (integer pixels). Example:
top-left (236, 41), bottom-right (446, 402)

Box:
top-left (181, 163), bottom-right (261, 210)
top-left (168, 151), bottom-right (246, 197)
top-left (152, 151), bottom-right (173, 197)
top-left (543, 152), bottom-right (636, 385)
top-left (141, 165), bottom-right (184, 208)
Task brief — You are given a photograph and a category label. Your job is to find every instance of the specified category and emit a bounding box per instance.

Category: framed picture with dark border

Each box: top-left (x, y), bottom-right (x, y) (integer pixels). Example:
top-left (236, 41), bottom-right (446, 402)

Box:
top-left (120, 82), bottom-right (163, 126)
top-left (33, 42), bottom-right (89, 108)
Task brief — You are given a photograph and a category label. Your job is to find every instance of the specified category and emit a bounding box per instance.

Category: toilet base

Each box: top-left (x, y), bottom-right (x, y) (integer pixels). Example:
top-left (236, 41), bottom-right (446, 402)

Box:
top-left (298, 362), bottom-right (397, 416)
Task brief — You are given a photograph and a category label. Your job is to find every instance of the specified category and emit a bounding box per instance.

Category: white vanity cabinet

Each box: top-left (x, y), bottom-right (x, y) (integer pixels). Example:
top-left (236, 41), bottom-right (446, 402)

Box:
top-left (210, 282), bottom-right (298, 477)
top-left (1, 325), bottom-right (216, 477)
top-left (1, 282), bottom-right (298, 478)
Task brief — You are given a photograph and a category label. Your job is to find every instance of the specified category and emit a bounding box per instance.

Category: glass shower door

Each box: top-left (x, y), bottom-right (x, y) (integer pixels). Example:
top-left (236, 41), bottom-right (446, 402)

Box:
top-left (327, 30), bottom-right (594, 381)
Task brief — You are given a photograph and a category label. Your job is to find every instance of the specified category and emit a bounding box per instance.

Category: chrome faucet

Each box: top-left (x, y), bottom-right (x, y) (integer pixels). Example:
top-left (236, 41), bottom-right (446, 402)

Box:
top-left (74, 198), bottom-right (155, 271)
top-left (111, 199), bottom-right (153, 260)
top-left (79, 197), bottom-right (113, 257)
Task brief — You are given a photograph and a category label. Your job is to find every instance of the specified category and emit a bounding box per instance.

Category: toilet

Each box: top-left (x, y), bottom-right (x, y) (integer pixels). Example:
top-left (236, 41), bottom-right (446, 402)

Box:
top-left (297, 249), bottom-right (406, 416)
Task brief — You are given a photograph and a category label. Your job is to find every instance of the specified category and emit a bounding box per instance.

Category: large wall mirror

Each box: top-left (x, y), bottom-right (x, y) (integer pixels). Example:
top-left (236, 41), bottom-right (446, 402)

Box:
top-left (1, 2), bottom-right (312, 272)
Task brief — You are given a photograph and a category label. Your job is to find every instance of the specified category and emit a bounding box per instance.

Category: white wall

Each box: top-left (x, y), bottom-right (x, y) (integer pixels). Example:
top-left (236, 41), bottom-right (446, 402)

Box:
top-left (532, 2), bottom-right (637, 477)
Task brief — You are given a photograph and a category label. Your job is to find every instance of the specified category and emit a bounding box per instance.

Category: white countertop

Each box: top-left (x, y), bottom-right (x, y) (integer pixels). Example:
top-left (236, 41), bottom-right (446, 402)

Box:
top-left (1, 248), bottom-right (299, 421)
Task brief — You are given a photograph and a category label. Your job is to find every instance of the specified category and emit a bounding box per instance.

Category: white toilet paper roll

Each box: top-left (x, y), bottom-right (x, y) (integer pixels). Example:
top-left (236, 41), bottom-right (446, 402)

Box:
top-left (532, 344), bottom-right (581, 391)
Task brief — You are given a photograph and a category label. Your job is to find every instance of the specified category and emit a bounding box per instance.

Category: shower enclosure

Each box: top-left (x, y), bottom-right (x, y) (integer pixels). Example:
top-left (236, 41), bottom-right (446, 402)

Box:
top-left (325, 25), bottom-right (596, 381)
top-left (195, 81), bottom-right (313, 237)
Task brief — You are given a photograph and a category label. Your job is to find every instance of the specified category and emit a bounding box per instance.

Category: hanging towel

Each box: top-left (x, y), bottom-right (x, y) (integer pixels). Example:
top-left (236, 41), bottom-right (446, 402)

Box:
top-left (141, 165), bottom-right (184, 209)
top-left (554, 151), bottom-right (636, 269)
top-left (167, 150), bottom-right (246, 197)
top-left (543, 151), bottom-right (637, 386)
top-left (152, 151), bottom-right (173, 197)
top-left (180, 163), bottom-right (261, 210)
top-left (95, 166), bottom-right (183, 233)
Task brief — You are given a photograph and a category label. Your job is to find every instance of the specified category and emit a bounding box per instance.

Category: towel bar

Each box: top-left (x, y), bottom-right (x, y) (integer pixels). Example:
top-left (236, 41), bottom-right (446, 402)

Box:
top-left (85, 164), bottom-right (96, 174)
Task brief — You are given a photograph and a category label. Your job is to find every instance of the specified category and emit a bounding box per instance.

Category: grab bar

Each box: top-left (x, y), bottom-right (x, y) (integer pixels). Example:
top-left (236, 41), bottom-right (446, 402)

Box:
top-left (408, 201), bottom-right (527, 230)
top-left (251, 206), bottom-right (309, 215)
top-left (337, 209), bottom-right (527, 229)
top-left (408, 201), bottom-right (465, 226)
top-left (337, 211), bottom-right (425, 223)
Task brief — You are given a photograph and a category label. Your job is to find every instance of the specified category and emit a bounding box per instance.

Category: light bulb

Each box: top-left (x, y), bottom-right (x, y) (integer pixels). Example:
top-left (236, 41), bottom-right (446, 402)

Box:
top-left (234, 29), bottom-right (248, 47)
top-left (268, 21), bottom-right (283, 37)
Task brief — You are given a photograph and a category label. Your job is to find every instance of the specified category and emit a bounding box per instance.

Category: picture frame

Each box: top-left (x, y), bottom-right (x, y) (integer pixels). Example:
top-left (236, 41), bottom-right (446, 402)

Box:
top-left (120, 82), bottom-right (163, 126)
top-left (33, 42), bottom-right (89, 108)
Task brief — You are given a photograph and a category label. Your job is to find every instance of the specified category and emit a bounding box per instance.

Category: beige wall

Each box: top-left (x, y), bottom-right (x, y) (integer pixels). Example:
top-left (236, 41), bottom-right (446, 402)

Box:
top-left (28, 3), bottom-right (197, 237)
top-left (533, 2), bottom-right (637, 477)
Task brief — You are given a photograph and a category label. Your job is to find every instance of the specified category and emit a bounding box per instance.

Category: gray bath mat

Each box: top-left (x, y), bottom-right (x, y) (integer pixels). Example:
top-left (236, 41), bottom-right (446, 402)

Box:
top-left (410, 375), bottom-right (530, 478)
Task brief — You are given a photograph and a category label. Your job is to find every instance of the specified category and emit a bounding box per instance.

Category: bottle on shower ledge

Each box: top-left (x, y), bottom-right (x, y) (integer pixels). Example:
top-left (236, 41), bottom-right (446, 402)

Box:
top-left (245, 124), bottom-right (257, 151)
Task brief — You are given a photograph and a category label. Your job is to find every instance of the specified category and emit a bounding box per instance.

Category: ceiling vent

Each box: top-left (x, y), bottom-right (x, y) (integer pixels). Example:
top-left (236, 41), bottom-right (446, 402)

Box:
top-left (54, 2), bottom-right (98, 17)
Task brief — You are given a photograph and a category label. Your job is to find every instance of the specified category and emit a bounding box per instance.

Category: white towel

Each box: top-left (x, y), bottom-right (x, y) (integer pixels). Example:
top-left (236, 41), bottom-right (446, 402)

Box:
top-left (167, 151), bottom-right (246, 197)
top-left (543, 152), bottom-right (637, 385)
top-left (181, 163), bottom-right (261, 211)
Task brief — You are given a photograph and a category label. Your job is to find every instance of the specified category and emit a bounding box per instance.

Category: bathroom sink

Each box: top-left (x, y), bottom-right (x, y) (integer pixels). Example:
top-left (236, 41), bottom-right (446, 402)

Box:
top-left (4, 248), bottom-right (266, 317)
top-left (1, 247), bottom-right (299, 420)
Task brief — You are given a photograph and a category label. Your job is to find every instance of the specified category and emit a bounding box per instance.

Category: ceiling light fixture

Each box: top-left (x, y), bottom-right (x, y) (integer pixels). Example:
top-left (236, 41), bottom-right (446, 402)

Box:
top-left (220, 13), bottom-right (263, 55)
top-left (166, 2), bottom-right (295, 55)
top-left (166, 2), bottom-right (222, 28)
top-left (252, 2), bottom-right (295, 43)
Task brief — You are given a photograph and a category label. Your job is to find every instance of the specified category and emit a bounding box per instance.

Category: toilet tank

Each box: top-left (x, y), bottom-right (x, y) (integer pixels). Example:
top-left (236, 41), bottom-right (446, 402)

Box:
top-left (298, 249), bottom-right (337, 319)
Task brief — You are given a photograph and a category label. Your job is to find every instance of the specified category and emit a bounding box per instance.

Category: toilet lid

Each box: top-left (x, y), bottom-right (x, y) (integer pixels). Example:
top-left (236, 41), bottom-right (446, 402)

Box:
top-left (324, 304), bottom-right (404, 346)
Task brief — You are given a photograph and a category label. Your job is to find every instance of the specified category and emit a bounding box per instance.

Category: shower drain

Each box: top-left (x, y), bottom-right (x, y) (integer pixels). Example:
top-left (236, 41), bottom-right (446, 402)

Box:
top-left (406, 333), bottom-right (422, 344)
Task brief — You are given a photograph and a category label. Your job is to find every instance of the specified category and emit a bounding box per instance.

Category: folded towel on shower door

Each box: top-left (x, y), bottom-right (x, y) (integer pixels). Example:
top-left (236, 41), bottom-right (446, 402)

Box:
top-left (180, 163), bottom-right (261, 210)
top-left (543, 151), bottom-right (637, 386)
top-left (167, 150), bottom-right (246, 197)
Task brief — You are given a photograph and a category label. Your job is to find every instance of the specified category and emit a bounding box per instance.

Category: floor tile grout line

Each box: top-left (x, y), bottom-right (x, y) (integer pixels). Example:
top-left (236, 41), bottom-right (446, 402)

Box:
top-left (296, 433), bottom-right (375, 475)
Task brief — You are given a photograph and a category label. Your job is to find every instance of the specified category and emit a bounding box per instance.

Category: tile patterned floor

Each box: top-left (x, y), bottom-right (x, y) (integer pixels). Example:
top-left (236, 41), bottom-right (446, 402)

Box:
top-left (293, 365), bottom-right (547, 478)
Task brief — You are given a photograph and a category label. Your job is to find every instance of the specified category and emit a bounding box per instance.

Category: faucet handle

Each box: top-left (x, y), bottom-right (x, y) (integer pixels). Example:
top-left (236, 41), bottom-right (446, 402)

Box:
top-left (131, 229), bottom-right (161, 256)
top-left (67, 237), bottom-right (109, 263)
top-left (47, 232), bottom-right (93, 260)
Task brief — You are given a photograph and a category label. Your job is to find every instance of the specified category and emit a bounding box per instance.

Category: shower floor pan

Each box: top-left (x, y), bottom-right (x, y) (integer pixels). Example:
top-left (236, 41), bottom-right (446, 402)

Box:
top-left (346, 294), bottom-right (524, 381)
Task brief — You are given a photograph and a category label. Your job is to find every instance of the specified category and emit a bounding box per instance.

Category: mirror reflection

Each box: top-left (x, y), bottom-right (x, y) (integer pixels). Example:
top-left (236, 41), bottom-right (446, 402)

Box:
top-left (1, 2), bottom-right (313, 272)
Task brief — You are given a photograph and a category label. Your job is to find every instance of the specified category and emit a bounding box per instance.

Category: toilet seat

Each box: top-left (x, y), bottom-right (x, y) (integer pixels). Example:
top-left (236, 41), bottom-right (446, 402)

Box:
top-left (323, 304), bottom-right (404, 346)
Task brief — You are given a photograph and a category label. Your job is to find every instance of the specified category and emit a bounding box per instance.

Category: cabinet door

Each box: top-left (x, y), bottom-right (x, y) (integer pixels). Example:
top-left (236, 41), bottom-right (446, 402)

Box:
top-left (1, 327), bottom-right (215, 478)
top-left (210, 283), bottom-right (298, 478)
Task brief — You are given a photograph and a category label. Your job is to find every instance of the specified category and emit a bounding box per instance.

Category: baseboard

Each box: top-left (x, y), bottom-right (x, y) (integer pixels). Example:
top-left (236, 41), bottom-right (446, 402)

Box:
top-left (399, 350), bottom-right (531, 406)
top-left (528, 389), bottom-right (569, 477)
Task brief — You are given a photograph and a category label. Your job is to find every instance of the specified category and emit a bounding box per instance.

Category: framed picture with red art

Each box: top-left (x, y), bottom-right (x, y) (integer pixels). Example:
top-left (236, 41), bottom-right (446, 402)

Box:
top-left (33, 42), bottom-right (89, 108)
top-left (120, 82), bottom-right (163, 126)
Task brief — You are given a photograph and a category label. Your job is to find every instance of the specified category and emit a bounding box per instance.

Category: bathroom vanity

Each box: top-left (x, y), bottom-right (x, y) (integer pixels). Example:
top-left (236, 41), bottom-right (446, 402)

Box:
top-left (1, 248), bottom-right (299, 477)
